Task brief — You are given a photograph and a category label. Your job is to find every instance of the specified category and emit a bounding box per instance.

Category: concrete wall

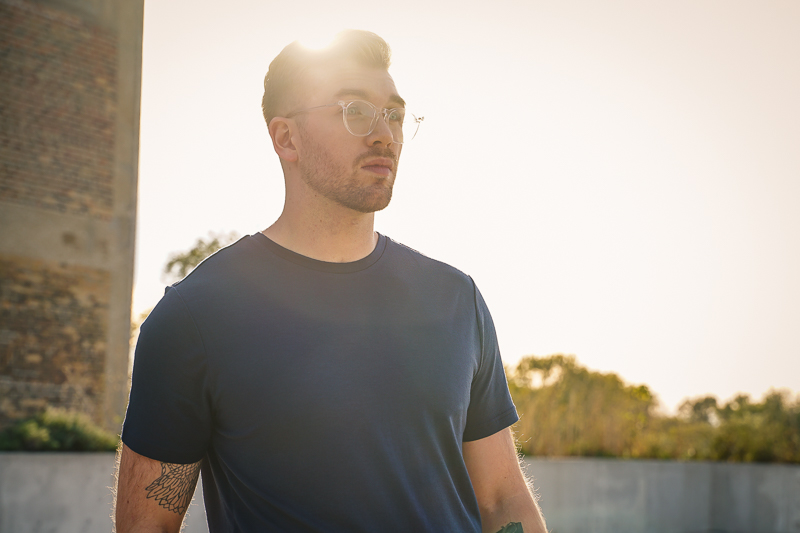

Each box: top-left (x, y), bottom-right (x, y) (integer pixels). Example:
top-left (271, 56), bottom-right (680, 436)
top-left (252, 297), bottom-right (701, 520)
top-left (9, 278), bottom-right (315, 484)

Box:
top-left (525, 457), bottom-right (800, 533)
top-left (0, 0), bottom-right (143, 431)
top-left (0, 452), bottom-right (208, 533)
top-left (1, 453), bottom-right (799, 533)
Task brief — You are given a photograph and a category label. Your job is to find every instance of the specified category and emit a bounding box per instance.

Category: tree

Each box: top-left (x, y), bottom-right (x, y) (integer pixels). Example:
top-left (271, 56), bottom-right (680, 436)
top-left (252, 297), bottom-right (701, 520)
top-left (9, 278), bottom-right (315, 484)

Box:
top-left (508, 355), bottom-right (656, 458)
top-left (710, 390), bottom-right (800, 462)
top-left (507, 355), bottom-right (800, 463)
top-left (163, 231), bottom-right (239, 281)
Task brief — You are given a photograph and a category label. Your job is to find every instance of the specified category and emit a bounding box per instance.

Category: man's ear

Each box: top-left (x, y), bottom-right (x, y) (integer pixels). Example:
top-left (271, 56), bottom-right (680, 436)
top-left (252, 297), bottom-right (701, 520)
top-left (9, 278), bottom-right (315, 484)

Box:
top-left (269, 117), bottom-right (299, 163)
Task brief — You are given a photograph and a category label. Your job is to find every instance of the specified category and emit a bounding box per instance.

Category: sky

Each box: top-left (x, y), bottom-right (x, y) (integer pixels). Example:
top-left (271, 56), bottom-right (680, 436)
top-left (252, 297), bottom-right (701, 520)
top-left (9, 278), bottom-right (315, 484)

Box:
top-left (134, 0), bottom-right (800, 412)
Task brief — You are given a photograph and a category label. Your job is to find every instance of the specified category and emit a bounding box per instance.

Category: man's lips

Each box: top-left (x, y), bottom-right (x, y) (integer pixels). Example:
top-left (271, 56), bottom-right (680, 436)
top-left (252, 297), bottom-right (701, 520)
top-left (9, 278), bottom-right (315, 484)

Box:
top-left (361, 158), bottom-right (394, 176)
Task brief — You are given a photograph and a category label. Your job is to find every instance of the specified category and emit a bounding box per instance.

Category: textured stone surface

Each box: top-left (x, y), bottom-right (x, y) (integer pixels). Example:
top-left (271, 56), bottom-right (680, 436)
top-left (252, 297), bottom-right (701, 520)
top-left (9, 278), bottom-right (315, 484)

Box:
top-left (0, 255), bottom-right (110, 428)
top-left (0, 0), bottom-right (142, 431)
top-left (0, 0), bottom-right (117, 220)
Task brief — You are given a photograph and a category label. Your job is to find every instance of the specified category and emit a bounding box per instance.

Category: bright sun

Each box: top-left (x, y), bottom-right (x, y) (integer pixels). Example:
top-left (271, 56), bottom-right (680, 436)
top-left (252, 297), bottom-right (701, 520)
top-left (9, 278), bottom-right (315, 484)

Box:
top-left (296, 30), bottom-right (337, 50)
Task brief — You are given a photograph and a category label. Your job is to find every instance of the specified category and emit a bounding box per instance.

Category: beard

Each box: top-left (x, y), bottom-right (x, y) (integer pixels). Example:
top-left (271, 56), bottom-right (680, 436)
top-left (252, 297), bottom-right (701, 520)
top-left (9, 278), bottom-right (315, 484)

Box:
top-left (297, 128), bottom-right (399, 214)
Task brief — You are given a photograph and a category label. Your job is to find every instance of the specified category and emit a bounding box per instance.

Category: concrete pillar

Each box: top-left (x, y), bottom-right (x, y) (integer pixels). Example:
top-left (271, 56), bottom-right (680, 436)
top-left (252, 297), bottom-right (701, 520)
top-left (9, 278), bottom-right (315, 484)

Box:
top-left (0, 0), bottom-right (144, 432)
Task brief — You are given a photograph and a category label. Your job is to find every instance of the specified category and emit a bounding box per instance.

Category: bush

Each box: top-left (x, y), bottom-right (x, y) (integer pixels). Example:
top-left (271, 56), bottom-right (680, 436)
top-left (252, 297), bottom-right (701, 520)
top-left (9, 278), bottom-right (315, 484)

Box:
top-left (508, 355), bottom-right (800, 463)
top-left (0, 408), bottom-right (119, 451)
top-left (509, 354), bottom-right (658, 458)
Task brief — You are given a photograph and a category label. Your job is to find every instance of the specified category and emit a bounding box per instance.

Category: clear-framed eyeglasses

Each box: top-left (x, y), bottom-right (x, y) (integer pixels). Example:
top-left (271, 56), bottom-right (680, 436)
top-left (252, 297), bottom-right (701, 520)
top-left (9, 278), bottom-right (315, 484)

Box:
top-left (286, 100), bottom-right (424, 144)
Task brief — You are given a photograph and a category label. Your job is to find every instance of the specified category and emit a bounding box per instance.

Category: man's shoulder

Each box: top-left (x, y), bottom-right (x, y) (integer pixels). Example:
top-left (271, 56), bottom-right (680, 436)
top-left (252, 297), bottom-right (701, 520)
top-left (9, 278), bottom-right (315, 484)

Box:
top-left (174, 234), bottom-right (260, 282)
top-left (384, 236), bottom-right (474, 288)
top-left (164, 234), bottom-right (267, 302)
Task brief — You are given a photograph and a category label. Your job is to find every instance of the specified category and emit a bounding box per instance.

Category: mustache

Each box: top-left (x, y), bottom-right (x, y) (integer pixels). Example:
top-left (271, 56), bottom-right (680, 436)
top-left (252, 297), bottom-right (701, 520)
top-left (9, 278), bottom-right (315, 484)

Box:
top-left (355, 147), bottom-right (398, 167)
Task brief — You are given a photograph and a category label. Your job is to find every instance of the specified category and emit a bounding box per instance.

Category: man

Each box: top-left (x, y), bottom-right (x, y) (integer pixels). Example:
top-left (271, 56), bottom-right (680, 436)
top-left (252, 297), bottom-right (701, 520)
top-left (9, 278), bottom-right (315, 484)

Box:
top-left (115, 30), bottom-right (548, 533)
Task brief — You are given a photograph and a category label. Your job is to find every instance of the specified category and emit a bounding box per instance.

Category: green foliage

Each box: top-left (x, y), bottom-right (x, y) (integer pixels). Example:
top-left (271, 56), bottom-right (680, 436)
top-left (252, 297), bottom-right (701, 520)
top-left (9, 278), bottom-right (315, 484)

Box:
top-left (163, 231), bottom-right (239, 281)
top-left (509, 355), bottom-right (656, 458)
top-left (0, 408), bottom-right (119, 451)
top-left (508, 355), bottom-right (800, 463)
top-left (708, 391), bottom-right (800, 462)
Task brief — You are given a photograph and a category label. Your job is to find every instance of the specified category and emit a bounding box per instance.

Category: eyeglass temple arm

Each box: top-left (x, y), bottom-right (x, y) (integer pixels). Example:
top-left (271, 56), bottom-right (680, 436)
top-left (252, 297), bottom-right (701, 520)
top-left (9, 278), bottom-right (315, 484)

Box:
top-left (284, 102), bottom-right (340, 119)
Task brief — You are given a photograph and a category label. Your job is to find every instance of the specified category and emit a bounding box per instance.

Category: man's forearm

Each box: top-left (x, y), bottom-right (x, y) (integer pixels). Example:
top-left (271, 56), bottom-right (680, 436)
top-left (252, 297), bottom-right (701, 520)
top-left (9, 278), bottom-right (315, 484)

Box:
top-left (114, 444), bottom-right (197, 533)
top-left (481, 492), bottom-right (548, 533)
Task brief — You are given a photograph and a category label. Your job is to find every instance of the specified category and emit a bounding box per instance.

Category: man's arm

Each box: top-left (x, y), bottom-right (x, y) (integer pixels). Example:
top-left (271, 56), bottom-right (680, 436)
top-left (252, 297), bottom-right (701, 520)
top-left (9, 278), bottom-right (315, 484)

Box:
top-left (114, 443), bottom-right (201, 533)
top-left (463, 428), bottom-right (548, 533)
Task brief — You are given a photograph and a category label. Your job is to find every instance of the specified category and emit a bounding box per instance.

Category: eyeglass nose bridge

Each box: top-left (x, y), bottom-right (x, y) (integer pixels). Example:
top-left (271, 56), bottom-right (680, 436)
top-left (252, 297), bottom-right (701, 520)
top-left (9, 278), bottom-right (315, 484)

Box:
top-left (369, 107), bottom-right (397, 139)
top-left (358, 103), bottom-right (394, 139)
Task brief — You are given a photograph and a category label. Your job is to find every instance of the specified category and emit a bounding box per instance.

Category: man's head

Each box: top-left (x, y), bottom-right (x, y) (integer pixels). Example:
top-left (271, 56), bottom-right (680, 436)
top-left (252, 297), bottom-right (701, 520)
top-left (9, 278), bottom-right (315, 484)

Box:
top-left (261, 30), bottom-right (392, 127)
top-left (263, 30), bottom-right (405, 214)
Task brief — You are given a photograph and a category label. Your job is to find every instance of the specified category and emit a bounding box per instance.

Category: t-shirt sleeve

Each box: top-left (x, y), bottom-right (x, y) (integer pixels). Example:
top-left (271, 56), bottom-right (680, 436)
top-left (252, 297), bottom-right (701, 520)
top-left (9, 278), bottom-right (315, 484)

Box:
top-left (121, 286), bottom-right (213, 464)
top-left (462, 279), bottom-right (519, 442)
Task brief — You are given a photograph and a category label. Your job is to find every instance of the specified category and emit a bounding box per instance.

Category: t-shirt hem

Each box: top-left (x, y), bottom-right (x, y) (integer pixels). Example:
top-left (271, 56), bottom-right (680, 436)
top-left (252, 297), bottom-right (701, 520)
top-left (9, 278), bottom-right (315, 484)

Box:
top-left (121, 432), bottom-right (204, 465)
top-left (462, 406), bottom-right (520, 442)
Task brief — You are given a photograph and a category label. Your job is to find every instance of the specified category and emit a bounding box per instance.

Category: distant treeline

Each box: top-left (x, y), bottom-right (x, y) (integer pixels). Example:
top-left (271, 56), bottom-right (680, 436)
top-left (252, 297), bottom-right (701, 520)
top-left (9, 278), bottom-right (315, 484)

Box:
top-left (508, 355), bottom-right (800, 463)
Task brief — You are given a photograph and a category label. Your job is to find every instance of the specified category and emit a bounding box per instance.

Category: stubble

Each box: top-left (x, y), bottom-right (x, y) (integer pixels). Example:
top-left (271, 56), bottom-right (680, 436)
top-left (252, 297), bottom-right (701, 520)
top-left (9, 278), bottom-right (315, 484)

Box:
top-left (297, 127), bottom-right (398, 214)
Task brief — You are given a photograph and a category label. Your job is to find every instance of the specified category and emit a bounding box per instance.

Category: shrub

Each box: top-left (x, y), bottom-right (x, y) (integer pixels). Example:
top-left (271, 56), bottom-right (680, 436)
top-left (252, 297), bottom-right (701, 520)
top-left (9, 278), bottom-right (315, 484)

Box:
top-left (508, 355), bottom-right (800, 463)
top-left (0, 408), bottom-right (119, 451)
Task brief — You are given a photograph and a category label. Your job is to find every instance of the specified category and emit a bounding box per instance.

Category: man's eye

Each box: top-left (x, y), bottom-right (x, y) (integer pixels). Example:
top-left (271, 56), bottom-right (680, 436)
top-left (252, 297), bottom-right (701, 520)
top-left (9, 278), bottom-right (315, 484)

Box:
top-left (387, 110), bottom-right (404, 123)
top-left (347, 103), bottom-right (370, 116)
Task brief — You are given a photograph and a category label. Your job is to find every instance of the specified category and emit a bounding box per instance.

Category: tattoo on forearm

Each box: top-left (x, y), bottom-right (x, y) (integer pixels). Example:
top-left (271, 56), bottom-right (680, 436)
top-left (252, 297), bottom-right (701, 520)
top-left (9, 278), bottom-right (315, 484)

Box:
top-left (495, 522), bottom-right (523, 533)
top-left (144, 461), bottom-right (201, 514)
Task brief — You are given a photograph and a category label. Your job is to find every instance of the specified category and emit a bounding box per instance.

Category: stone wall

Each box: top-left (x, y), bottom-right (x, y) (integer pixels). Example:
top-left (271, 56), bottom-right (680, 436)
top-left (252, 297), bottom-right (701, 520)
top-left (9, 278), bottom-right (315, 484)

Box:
top-left (0, 256), bottom-right (110, 427)
top-left (0, 0), bottom-right (143, 431)
top-left (0, 0), bottom-right (117, 220)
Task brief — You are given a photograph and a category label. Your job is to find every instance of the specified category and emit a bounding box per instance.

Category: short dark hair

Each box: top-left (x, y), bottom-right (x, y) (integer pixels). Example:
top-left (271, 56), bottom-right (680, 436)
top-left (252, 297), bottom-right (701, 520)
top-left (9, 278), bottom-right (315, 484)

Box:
top-left (261, 30), bottom-right (392, 126)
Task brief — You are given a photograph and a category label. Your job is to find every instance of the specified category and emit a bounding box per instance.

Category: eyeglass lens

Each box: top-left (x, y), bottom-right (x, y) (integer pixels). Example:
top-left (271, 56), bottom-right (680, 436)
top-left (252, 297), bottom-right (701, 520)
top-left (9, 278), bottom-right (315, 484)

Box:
top-left (344, 101), bottom-right (420, 142)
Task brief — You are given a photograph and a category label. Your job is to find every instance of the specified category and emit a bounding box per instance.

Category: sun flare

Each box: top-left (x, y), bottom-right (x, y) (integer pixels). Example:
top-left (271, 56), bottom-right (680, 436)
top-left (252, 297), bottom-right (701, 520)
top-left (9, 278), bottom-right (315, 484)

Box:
top-left (296, 30), bottom-right (337, 50)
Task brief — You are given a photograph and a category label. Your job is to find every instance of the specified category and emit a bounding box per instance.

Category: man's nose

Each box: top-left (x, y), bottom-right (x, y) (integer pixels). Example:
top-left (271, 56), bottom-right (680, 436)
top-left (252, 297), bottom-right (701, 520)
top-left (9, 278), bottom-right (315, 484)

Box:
top-left (368, 112), bottom-right (396, 145)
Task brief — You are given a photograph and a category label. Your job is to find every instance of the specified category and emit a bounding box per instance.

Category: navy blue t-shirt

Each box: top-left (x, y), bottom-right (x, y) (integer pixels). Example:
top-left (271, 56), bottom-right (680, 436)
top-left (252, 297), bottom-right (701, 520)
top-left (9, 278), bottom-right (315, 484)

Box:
top-left (122, 233), bottom-right (518, 532)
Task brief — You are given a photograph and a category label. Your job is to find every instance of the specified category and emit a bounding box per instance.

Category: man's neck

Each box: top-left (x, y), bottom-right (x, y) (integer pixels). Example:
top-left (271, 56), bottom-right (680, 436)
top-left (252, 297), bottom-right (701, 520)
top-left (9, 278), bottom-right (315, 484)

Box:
top-left (262, 204), bottom-right (378, 263)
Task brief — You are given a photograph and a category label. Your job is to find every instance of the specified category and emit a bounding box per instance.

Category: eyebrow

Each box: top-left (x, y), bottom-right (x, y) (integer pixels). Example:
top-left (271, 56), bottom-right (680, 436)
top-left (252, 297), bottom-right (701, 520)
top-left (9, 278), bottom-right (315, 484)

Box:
top-left (334, 88), bottom-right (406, 108)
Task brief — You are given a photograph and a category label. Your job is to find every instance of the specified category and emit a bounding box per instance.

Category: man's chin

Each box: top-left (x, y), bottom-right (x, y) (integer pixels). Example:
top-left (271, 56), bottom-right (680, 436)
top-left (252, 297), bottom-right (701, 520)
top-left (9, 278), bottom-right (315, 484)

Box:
top-left (339, 188), bottom-right (393, 214)
top-left (348, 197), bottom-right (392, 214)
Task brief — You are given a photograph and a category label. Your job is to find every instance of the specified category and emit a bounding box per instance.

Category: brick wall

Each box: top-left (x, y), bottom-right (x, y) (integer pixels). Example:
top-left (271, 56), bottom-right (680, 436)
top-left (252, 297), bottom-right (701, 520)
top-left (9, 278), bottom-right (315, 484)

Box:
top-left (0, 0), bottom-right (142, 432)
top-left (0, 0), bottom-right (117, 220)
top-left (0, 255), bottom-right (110, 427)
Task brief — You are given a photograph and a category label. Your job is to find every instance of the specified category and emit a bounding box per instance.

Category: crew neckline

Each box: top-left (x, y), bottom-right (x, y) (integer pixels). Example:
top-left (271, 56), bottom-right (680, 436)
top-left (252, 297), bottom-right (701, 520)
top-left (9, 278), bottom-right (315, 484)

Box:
top-left (252, 232), bottom-right (387, 274)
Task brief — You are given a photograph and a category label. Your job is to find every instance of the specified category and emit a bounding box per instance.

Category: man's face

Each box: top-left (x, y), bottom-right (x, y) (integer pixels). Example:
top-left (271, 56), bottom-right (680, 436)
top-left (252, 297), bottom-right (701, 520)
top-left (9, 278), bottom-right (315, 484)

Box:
top-left (293, 61), bottom-right (403, 214)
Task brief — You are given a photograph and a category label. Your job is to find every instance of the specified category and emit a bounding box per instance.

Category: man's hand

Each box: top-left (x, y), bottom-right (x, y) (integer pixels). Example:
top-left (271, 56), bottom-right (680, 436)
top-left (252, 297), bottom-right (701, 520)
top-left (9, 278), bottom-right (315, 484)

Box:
top-left (463, 428), bottom-right (548, 533)
top-left (114, 443), bottom-right (201, 533)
